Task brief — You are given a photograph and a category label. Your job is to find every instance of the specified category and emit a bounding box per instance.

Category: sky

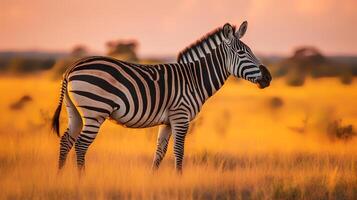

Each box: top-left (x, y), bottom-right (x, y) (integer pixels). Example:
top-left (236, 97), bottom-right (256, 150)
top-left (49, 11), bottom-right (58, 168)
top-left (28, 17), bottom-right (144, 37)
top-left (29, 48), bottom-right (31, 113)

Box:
top-left (0, 0), bottom-right (356, 57)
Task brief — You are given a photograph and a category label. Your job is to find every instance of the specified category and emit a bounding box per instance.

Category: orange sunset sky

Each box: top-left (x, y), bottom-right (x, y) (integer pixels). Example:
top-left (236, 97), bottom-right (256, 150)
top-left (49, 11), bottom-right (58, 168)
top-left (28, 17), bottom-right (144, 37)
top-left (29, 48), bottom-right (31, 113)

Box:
top-left (0, 0), bottom-right (356, 56)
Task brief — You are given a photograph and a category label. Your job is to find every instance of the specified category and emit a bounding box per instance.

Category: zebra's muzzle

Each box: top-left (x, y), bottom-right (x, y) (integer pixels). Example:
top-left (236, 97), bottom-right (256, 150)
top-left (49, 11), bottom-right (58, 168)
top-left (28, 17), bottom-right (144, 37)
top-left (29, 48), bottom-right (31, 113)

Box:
top-left (256, 65), bottom-right (272, 89)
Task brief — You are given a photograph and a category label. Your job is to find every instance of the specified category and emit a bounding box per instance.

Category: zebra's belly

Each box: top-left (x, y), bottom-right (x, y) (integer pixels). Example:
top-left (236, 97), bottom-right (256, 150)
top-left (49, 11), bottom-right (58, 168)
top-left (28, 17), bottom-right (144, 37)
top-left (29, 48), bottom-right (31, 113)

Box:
top-left (109, 107), bottom-right (170, 128)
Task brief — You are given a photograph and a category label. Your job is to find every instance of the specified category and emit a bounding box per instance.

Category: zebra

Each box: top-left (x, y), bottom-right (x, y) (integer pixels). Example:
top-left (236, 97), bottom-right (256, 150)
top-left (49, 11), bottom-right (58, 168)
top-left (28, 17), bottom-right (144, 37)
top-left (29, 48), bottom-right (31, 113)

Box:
top-left (52, 21), bottom-right (272, 173)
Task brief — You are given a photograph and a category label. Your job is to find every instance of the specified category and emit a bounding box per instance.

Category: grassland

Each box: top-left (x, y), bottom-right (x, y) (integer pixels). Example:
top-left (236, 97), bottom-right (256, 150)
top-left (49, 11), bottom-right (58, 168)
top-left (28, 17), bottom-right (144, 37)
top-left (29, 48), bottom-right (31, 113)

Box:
top-left (0, 75), bottom-right (356, 199)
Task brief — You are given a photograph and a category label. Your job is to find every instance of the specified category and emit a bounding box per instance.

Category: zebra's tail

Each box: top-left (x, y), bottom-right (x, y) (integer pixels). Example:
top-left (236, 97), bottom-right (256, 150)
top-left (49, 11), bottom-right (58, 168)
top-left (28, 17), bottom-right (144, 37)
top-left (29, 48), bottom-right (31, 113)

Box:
top-left (52, 77), bottom-right (68, 137)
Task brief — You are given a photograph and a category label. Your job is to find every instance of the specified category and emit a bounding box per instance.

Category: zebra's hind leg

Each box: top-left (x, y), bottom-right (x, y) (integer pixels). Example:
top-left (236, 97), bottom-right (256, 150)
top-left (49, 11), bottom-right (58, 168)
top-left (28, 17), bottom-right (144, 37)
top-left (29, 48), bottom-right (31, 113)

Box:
top-left (59, 129), bottom-right (75, 170)
top-left (58, 101), bottom-right (83, 170)
top-left (74, 117), bottom-right (104, 172)
top-left (151, 125), bottom-right (172, 171)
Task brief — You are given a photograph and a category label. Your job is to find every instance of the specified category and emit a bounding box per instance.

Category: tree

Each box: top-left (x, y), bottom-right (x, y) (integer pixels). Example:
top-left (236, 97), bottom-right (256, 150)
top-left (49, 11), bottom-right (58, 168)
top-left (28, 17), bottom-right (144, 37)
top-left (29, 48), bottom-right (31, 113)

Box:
top-left (106, 40), bottom-right (138, 62)
top-left (52, 45), bottom-right (88, 79)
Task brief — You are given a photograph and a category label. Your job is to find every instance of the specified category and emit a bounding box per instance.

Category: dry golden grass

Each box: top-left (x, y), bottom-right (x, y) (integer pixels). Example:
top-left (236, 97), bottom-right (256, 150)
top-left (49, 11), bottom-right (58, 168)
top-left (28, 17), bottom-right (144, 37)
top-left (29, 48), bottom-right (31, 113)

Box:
top-left (0, 75), bottom-right (356, 199)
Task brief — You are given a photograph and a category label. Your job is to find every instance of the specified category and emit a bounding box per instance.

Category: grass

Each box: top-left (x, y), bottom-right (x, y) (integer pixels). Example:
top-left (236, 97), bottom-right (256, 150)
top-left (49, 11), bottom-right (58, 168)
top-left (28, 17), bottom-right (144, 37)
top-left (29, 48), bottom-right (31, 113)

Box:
top-left (0, 75), bottom-right (356, 199)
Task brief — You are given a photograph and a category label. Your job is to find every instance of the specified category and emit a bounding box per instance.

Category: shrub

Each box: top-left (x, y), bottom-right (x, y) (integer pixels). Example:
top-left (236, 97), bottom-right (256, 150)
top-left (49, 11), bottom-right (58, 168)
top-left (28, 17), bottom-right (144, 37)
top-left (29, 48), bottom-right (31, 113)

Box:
top-left (9, 95), bottom-right (32, 110)
top-left (327, 120), bottom-right (356, 141)
top-left (339, 71), bottom-right (353, 85)
top-left (269, 97), bottom-right (284, 109)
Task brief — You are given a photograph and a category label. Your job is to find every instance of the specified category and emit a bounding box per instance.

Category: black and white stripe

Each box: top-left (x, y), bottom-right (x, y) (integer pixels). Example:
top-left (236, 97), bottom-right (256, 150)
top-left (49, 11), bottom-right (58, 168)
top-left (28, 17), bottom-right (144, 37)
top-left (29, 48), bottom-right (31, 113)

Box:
top-left (52, 21), bottom-right (269, 172)
top-left (177, 21), bottom-right (262, 82)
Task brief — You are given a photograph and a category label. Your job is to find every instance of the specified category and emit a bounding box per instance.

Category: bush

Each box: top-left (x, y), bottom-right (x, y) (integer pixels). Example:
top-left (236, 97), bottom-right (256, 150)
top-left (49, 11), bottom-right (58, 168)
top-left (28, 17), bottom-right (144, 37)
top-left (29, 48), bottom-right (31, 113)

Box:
top-left (327, 120), bottom-right (356, 141)
top-left (10, 95), bottom-right (32, 110)
top-left (269, 97), bottom-right (284, 109)
top-left (286, 75), bottom-right (305, 87)
top-left (339, 71), bottom-right (353, 85)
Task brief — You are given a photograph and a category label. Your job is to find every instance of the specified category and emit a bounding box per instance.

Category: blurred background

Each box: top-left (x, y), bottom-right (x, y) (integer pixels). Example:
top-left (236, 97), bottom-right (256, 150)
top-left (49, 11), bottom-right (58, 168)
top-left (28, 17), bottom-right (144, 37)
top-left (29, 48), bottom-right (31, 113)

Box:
top-left (1, 0), bottom-right (357, 199)
top-left (1, 0), bottom-right (357, 84)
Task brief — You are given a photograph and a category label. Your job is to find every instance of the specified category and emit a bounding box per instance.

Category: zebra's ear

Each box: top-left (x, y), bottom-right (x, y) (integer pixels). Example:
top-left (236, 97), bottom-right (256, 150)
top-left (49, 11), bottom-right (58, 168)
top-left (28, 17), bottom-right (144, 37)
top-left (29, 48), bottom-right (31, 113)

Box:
top-left (236, 21), bottom-right (248, 39)
top-left (223, 23), bottom-right (234, 40)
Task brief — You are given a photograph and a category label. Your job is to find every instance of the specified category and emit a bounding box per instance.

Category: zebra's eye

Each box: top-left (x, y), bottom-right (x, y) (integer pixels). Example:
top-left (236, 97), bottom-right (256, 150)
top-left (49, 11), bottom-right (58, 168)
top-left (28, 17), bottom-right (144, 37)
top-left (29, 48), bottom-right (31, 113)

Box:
top-left (237, 50), bottom-right (245, 55)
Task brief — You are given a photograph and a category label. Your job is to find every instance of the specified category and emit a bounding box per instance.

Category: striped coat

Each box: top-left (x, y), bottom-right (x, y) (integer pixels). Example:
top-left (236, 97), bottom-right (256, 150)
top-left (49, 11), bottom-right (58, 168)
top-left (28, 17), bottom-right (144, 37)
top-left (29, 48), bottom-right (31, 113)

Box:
top-left (52, 21), bottom-right (271, 172)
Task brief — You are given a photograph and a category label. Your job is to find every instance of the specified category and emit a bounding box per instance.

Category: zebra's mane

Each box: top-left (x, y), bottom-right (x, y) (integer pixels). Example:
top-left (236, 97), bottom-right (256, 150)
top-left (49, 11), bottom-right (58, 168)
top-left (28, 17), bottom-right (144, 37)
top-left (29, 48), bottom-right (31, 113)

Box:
top-left (177, 25), bottom-right (236, 63)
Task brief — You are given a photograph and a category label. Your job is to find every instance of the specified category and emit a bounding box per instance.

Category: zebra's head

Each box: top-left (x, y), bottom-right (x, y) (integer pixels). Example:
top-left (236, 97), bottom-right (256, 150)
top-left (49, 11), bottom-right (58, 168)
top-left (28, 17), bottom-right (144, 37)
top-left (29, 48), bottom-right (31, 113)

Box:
top-left (222, 21), bottom-right (272, 89)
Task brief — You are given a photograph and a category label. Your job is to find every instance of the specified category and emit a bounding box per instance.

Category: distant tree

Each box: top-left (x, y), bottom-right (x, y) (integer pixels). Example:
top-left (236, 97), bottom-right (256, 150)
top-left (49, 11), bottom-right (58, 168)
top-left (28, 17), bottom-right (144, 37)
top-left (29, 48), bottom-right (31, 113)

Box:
top-left (106, 40), bottom-right (138, 62)
top-left (52, 45), bottom-right (89, 79)
top-left (276, 47), bottom-right (329, 86)
top-left (290, 47), bottom-right (327, 73)
top-left (7, 57), bottom-right (55, 73)
top-left (292, 47), bottom-right (324, 62)
top-left (70, 45), bottom-right (88, 58)
top-left (273, 46), bottom-right (357, 86)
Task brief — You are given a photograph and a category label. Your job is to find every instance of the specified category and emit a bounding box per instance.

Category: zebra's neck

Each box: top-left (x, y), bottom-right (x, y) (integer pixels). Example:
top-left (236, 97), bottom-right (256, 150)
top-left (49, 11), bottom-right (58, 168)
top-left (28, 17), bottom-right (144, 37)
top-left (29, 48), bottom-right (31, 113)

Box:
top-left (177, 28), bottom-right (232, 102)
top-left (184, 44), bottom-right (230, 101)
top-left (178, 30), bottom-right (225, 63)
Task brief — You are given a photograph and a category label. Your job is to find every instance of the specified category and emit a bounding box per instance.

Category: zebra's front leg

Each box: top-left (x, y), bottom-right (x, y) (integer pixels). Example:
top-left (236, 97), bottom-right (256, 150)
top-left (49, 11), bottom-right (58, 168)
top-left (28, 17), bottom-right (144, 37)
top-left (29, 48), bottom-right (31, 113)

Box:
top-left (170, 115), bottom-right (190, 173)
top-left (151, 125), bottom-right (172, 171)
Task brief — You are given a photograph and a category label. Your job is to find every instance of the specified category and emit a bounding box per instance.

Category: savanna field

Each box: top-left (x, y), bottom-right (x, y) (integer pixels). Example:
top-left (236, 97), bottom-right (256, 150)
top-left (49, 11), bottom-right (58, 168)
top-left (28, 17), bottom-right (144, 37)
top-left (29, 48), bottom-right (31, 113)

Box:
top-left (0, 75), bottom-right (356, 200)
